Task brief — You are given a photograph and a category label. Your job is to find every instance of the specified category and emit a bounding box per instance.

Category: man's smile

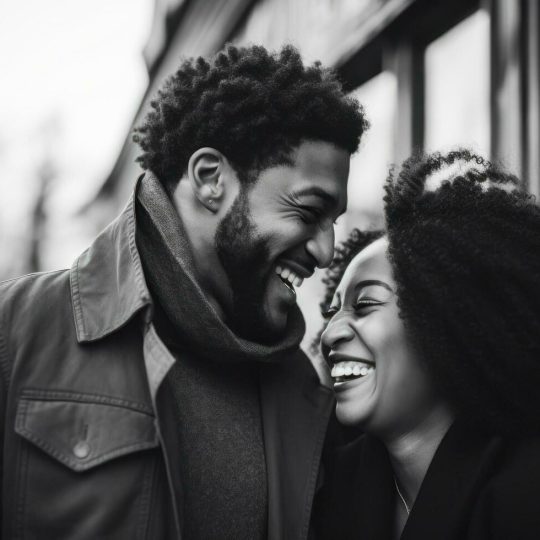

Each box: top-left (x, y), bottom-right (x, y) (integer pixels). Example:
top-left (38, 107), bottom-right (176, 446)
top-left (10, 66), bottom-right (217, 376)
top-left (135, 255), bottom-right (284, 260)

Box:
top-left (275, 264), bottom-right (305, 290)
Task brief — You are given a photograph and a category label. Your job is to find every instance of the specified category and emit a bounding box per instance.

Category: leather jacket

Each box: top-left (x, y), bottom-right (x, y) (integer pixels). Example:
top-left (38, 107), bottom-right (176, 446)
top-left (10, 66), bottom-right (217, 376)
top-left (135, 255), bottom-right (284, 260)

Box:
top-left (0, 186), bottom-right (334, 539)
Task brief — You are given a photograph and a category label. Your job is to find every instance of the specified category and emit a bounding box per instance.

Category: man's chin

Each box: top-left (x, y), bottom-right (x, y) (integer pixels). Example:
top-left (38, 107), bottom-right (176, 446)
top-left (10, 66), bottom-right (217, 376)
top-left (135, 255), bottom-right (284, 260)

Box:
top-left (257, 291), bottom-right (298, 343)
top-left (233, 300), bottom-right (290, 344)
top-left (230, 271), bottom-right (296, 343)
top-left (262, 310), bottom-right (289, 340)
top-left (233, 319), bottom-right (282, 344)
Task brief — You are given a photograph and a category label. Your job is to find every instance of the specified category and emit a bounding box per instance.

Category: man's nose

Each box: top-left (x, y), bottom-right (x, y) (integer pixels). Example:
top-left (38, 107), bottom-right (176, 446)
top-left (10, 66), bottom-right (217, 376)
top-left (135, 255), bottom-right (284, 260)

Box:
top-left (305, 224), bottom-right (335, 268)
top-left (321, 317), bottom-right (354, 349)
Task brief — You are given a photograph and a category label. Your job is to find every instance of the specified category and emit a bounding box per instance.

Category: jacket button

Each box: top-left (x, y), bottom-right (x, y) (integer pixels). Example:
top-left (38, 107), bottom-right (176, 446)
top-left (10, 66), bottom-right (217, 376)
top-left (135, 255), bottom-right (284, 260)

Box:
top-left (73, 441), bottom-right (90, 459)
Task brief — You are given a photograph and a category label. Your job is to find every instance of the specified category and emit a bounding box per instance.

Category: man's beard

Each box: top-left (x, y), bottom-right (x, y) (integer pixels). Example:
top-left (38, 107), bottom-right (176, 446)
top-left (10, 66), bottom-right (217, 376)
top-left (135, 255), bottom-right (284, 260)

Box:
top-left (215, 189), bottom-right (283, 343)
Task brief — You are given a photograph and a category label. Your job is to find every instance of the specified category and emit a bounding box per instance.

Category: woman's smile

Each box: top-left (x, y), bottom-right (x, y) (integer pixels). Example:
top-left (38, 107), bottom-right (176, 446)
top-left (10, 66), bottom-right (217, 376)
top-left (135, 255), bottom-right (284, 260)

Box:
top-left (321, 237), bottom-right (440, 434)
top-left (332, 367), bottom-right (375, 391)
top-left (328, 352), bottom-right (375, 386)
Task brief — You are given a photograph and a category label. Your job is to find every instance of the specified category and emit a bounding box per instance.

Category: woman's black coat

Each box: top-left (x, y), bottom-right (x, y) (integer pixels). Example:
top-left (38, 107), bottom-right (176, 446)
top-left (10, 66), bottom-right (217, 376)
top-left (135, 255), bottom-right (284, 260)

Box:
top-left (315, 421), bottom-right (540, 539)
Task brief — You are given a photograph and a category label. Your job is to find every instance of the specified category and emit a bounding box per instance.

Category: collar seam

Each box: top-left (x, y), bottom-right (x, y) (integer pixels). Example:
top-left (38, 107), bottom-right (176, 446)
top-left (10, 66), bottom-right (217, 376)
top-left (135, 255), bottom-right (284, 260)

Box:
top-left (70, 253), bottom-right (87, 342)
top-left (126, 195), bottom-right (151, 305)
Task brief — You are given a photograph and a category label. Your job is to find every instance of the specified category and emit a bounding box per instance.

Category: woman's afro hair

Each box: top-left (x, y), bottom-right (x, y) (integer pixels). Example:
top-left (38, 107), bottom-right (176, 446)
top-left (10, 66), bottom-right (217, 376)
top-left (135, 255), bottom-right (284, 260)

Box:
top-left (384, 149), bottom-right (540, 436)
top-left (133, 44), bottom-right (368, 190)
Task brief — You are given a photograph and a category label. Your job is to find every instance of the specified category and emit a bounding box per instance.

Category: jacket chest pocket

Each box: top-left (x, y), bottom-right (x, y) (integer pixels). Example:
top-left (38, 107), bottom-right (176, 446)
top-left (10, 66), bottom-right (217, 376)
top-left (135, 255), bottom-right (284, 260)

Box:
top-left (13, 389), bottom-right (161, 540)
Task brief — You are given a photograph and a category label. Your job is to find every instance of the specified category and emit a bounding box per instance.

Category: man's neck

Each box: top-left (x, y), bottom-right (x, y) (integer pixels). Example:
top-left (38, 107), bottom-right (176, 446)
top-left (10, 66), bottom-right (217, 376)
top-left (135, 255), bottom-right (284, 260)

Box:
top-left (172, 182), bottom-right (232, 321)
top-left (383, 405), bottom-right (454, 509)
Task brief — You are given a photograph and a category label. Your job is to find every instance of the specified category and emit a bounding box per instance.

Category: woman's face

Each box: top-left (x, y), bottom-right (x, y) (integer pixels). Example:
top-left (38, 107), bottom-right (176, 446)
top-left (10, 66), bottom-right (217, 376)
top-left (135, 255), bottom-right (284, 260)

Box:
top-left (321, 237), bottom-right (440, 437)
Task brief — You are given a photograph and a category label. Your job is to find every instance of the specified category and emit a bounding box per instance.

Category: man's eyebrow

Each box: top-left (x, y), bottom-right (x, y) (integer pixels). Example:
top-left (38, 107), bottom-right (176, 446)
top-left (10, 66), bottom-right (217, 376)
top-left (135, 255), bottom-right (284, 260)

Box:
top-left (289, 186), bottom-right (340, 209)
top-left (354, 280), bottom-right (394, 293)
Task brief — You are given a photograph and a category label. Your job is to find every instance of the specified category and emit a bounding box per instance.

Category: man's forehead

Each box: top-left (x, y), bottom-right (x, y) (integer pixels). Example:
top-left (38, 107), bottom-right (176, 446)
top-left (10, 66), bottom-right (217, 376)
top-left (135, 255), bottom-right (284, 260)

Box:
top-left (250, 140), bottom-right (349, 211)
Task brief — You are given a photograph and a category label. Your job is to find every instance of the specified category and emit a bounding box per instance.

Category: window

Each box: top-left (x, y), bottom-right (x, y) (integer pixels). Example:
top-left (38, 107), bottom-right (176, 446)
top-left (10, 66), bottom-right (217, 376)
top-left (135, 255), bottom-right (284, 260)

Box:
top-left (424, 10), bottom-right (490, 156)
top-left (339, 70), bottom-right (397, 239)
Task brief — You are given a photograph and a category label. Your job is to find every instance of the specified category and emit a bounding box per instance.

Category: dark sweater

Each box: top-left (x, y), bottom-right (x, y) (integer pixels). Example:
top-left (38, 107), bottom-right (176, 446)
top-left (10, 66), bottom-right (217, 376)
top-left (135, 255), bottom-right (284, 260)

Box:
top-left (155, 304), bottom-right (267, 540)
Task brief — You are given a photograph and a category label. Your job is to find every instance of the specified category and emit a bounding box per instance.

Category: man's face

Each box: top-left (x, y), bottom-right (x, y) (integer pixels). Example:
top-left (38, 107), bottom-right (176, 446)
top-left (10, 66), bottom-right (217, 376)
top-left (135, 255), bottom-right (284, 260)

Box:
top-left (216, 140), bottom-right (350, 342)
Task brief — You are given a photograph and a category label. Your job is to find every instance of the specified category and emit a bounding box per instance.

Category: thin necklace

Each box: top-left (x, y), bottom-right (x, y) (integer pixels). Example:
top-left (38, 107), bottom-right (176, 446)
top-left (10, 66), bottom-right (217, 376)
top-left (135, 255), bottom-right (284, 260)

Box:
top-left (393, 476), bottom-right (411, 515)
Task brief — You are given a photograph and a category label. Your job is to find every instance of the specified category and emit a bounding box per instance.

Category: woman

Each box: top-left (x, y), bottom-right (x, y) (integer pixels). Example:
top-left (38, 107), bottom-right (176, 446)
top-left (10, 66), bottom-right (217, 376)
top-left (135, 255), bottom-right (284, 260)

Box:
top-left (316, 150), bottom-right (540, 539)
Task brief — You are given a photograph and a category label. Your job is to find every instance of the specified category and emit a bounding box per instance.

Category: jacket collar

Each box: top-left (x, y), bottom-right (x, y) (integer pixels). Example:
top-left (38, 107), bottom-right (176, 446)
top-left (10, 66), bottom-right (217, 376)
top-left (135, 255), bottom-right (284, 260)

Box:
top-left (70, 175), bottom-right (151, 343)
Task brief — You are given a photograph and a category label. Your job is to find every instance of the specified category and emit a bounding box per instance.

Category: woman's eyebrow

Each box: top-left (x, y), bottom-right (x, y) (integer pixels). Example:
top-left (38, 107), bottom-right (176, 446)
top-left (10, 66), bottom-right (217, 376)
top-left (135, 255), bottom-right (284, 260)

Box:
top-left (354, 279), bottom-right (394, 293)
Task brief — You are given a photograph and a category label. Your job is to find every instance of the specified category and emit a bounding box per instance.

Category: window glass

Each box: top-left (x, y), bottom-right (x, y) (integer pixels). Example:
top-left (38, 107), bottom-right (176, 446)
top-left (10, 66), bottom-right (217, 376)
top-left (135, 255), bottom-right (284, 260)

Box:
top-left (339, 71), bottom-right (397, 239)
top-left (424, 10), bottom-right (490, 156)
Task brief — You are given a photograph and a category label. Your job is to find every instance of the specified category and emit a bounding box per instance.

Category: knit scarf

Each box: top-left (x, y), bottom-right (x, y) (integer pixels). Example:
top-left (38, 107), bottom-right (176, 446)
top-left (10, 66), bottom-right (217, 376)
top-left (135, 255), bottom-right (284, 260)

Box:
top-left (135, 171), bottom-right (306, 363)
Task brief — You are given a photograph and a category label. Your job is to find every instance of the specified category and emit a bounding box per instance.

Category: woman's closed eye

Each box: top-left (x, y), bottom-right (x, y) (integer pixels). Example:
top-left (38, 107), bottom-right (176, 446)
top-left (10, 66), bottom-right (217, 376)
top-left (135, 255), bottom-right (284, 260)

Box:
top-left (322, 298), bottom-right (382, 320)
top-left (353, 298), bottom-right (383, 315)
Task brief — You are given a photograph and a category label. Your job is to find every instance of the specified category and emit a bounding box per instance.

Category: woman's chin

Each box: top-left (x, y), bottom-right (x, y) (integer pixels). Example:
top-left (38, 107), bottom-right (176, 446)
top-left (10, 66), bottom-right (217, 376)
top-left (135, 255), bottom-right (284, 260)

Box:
top-left (335, 403), bottom-right (369, 427)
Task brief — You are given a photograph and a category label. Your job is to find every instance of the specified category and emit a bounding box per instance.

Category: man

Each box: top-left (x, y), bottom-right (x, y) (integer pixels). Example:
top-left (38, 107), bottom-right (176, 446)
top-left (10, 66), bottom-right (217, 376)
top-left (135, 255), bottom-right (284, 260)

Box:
top-left (0, 45), bottom-right (366, 539)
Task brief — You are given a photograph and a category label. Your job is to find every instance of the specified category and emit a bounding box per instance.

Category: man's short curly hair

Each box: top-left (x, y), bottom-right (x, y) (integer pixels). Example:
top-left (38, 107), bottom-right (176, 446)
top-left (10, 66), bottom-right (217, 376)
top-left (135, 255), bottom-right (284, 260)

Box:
top-left (133, 44), bottom-right (368, 190)
top-left (321, 149), bottom-right (540, 436)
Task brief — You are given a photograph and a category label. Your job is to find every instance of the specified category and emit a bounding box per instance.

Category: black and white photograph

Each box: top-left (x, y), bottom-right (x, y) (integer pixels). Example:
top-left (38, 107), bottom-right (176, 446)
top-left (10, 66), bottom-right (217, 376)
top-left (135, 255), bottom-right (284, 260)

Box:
top-left (1, 0), bottom-right (539, 538)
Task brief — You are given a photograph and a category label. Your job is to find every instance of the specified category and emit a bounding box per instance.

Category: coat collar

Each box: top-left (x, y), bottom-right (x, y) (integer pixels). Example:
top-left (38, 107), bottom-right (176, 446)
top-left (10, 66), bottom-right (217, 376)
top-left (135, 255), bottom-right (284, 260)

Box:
top-left (70, 175), bottom-right (151, 343)
top-left (354, 422), bottom-right (504, 540)
top-left (401, 422), bottom-right (504, 540)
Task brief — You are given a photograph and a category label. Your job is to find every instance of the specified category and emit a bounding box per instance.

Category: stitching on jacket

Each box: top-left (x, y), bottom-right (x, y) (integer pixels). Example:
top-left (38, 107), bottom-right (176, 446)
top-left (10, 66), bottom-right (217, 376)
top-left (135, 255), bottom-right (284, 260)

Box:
top-left (16, 425), bottom-right (158, 472)
top-left (0, 268), bottom-right (65, 287)
top-left (126, 189), bottom-right (151, 303)
top-left (19, 388), bottom-right (154, 415)
top-left (69, 254), bottom-right (87, 341)
top-left (15, 399), bottom-right (30, 538)
top-left (15, 398), bottom-right (158, 471)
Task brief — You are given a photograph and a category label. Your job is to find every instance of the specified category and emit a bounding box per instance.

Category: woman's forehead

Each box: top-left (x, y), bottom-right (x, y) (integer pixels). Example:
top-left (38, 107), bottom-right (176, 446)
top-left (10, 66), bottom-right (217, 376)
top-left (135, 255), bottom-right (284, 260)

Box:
top-left (337, 237), bottom-right (393, 292)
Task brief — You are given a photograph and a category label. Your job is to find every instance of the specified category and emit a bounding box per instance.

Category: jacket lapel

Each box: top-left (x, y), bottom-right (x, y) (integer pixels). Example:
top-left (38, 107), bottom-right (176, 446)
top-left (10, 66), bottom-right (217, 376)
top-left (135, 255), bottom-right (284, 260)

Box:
top-left (354, 436), bottom-right (395, 540)
top-left (402, 422), bottom-right (504, 540)
top-left (259, 352), bottom-right (334, 540)
top-left (71, 175), bottom-right (151, 344)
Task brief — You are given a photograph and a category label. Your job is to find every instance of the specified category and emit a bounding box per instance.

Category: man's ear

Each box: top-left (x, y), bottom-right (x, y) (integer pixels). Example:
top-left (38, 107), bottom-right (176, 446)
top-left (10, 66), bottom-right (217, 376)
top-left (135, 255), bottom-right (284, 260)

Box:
top-left (187, 147), bottom-right (227, 213)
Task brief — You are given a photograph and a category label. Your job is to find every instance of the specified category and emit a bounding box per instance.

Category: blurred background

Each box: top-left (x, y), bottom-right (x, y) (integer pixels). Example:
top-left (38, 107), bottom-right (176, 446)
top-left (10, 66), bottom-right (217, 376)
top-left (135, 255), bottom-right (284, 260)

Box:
top-left (1, 0), bottom-right (539, 352)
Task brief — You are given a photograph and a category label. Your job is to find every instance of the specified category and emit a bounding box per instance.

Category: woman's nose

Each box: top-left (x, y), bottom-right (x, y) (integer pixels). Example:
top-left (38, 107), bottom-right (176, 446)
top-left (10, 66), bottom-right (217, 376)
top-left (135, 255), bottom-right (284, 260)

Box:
top-left (321, 317), bottom-right (355, 349)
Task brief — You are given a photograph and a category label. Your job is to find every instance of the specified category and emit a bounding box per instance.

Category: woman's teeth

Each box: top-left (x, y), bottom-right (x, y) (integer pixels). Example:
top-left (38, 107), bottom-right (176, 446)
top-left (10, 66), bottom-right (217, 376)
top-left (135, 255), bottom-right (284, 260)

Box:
top-left (331, 361), bottom-right (374, 382)
top-left (275, 265), bottom-right (304, 288)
